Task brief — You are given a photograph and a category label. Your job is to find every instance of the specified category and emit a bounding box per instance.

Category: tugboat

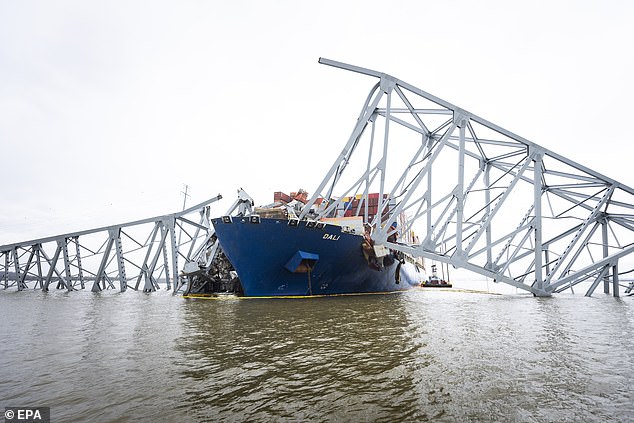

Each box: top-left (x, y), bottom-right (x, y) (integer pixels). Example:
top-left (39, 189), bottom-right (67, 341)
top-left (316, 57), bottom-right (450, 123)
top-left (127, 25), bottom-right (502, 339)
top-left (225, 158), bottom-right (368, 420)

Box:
top-left (421, 264), bottom-right (452, 288)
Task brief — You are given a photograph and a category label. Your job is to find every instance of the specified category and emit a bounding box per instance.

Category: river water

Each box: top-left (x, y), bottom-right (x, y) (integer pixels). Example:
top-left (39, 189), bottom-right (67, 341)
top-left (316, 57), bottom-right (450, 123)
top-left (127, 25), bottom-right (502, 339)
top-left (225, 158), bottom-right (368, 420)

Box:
top-left (1, 288), bottom-right (633, 422)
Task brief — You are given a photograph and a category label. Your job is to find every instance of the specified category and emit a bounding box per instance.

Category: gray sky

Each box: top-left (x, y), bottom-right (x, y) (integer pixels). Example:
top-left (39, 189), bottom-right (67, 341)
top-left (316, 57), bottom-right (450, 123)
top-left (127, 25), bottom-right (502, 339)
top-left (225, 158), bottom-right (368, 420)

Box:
top-left (1, 0), bottom-right (633, 245)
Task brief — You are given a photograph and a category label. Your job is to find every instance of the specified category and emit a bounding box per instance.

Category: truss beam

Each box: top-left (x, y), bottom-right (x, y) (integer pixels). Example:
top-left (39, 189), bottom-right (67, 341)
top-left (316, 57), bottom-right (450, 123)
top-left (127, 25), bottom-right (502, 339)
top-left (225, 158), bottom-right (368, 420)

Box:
top-left (1, 196), bottom-right (222, 293)
top-left (303, 58), bottom-right (634, 296)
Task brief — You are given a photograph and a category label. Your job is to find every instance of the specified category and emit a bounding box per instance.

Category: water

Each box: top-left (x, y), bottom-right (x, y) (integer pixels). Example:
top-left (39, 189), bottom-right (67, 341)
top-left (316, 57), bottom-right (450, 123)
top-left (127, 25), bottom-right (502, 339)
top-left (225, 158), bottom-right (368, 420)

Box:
top-left (1, 289), bottom-right (633, 422)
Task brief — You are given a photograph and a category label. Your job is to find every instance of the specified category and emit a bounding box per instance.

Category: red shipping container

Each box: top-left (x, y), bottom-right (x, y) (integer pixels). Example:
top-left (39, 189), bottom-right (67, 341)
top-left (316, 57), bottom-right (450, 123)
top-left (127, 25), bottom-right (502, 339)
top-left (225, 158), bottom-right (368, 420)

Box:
top-left (274, 192), bottom-right (292, 203)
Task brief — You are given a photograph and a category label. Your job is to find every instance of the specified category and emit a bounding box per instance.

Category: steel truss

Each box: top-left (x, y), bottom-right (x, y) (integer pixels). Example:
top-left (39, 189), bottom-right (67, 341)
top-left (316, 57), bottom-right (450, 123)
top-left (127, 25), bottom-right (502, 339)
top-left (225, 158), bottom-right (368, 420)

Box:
top-left (0, 196), bottom-right (225, 293)
top-left (301, 58), bottom-right (634, 297)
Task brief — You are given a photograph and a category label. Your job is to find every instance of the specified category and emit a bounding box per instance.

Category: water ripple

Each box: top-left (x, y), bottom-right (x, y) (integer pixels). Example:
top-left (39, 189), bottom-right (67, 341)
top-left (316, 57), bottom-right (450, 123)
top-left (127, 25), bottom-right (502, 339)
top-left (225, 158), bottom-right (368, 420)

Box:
top-left (1, 290), bottom-right (632, 422)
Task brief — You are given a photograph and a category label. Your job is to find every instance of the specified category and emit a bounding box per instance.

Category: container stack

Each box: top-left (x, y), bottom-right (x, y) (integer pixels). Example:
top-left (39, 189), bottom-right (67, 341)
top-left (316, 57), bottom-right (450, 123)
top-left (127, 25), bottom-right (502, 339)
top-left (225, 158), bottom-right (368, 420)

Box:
top-left (272, 191), bottom-right (395, 223)
top-left (337, 193), bottom-right (396, 222)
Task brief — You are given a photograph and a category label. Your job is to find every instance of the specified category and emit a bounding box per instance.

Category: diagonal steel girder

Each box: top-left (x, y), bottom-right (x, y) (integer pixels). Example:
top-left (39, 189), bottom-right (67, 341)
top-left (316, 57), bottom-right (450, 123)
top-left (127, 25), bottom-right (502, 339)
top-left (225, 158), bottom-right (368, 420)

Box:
top-left (303, 58), bottom-right (634, 297)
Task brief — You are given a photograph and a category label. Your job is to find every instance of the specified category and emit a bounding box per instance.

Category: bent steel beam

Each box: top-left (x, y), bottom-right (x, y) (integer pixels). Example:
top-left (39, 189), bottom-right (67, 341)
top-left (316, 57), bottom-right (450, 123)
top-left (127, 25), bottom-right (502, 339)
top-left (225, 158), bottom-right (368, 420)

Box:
top-left (304, 58), bottom-right (634, 296)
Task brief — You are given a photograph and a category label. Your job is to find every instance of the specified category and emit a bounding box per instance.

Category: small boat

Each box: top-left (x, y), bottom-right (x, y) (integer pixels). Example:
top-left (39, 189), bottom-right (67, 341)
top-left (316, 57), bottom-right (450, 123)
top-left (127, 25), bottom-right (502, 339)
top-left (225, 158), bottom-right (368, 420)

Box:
top-left (421, 264), bottom-right (452, 288)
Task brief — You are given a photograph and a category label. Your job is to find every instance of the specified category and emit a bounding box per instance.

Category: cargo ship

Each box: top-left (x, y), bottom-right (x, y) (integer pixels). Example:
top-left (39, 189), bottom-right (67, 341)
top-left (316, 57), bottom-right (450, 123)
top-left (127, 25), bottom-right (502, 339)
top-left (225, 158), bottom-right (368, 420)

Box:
top-left (193, 190), bottom-right (428, 297)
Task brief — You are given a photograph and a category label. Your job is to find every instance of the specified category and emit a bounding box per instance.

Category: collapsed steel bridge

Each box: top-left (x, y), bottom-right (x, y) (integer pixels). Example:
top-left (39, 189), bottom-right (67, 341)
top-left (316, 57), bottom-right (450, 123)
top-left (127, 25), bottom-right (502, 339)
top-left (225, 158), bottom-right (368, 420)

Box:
top-left (2, 58), bottom-right (634, 297)
top-left (299, 58), bottom-right (634, 297)
top-left (0, 197), bottom-right (222, 293)
top-left (0, 191), bottom-right (254, 294)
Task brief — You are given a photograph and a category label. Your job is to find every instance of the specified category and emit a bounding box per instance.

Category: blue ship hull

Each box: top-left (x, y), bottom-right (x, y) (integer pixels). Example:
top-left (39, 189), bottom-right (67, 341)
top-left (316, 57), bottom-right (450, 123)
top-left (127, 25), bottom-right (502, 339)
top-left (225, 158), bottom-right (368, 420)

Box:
top-left (211, 217), bottom-right (424, 297)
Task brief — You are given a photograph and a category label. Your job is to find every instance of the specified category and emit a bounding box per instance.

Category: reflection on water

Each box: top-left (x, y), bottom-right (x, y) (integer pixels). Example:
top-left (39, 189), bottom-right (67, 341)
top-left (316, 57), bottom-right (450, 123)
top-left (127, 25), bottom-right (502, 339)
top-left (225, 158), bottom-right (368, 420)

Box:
top-left (0, 290), bottom-right (633, 422)
top-left (176, 295), bottom-right (426, 421)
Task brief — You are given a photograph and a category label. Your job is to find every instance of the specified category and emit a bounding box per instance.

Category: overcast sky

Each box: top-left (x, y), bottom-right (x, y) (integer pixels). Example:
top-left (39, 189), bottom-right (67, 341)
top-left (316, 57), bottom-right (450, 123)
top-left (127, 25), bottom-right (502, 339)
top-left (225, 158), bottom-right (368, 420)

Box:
top-left (1, 0), bottom-right (633, 245)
